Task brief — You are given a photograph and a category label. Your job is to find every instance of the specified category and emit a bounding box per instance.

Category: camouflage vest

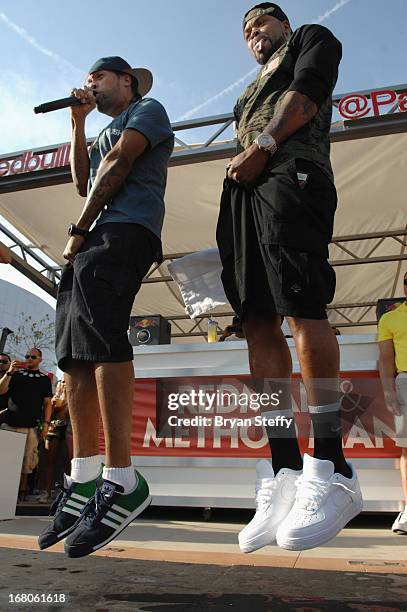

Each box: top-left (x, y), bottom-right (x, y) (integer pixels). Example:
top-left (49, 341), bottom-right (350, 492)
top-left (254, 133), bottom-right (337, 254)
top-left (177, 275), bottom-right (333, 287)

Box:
top-left (235, 33), bottom-right (334, 182)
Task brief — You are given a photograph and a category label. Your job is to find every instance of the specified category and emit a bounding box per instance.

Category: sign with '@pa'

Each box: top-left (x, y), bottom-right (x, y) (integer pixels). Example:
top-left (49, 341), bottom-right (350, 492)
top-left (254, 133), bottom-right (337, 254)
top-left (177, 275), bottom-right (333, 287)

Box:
top-left (339, 89), bottom-right (407, 120)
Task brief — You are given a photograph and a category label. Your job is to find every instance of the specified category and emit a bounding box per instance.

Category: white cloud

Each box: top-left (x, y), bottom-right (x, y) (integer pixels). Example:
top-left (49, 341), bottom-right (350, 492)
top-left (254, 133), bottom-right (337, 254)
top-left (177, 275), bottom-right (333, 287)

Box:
top-left (176, 0), bottom-right (354, 121)
top-left (0, 12), bottom-right (109, 153)
top-left (175, 67), bottom-right (258, 122)
top-left (313, 0), bottom-right (353, 24)
top-left (0, 11), bottom-right (83, 76)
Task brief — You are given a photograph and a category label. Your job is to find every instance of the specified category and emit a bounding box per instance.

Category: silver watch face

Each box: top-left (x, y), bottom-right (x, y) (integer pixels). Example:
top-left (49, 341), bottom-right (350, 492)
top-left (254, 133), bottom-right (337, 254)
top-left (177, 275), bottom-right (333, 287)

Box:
top-left (257, 134), bottom-right (274, 148)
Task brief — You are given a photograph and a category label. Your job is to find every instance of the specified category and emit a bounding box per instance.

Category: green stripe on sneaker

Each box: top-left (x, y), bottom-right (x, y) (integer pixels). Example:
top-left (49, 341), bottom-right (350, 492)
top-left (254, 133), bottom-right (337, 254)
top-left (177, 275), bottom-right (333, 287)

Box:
top-left (101, 517), bottom-right (123, 530)
top-left (111, 504), bottom-right (131, 517)
top-left (62, 506), bottom-right (81, 517)
top-left (67, 498), bottom-right (85, 509)
top-left (74, 476), bottom-right (101, 499)
top-left (111, 472), bottom-right (150, 513)
top-left (105, 511), bottom-right (125, 525)
top-left (71, 492), bottom-right (89, 503)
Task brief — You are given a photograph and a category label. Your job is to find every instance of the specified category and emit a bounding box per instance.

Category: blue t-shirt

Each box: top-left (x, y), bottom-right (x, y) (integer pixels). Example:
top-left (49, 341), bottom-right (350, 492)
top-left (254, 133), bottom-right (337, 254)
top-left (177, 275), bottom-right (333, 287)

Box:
top-left (90, 98), bottom-right (174, 238)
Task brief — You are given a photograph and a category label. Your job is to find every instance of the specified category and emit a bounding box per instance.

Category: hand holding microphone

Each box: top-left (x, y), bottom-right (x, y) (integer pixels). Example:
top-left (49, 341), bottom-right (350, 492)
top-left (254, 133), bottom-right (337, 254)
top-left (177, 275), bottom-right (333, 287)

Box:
top-left (33, 86), bottom-right (96, 115)
top-left (69, 86), bottom-right (97, 120)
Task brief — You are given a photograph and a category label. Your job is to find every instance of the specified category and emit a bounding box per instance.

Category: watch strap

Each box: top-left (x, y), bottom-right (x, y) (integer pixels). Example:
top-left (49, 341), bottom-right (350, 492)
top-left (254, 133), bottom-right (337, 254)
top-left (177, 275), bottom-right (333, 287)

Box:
top-left (68, 224), bottom-right (88, 237)
top-left (254, 133), bottom-right (278, 155)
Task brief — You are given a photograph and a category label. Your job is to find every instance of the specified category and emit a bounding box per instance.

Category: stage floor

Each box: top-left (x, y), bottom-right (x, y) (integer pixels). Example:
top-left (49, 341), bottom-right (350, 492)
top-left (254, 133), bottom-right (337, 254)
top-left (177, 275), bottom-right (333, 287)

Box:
top-left (0, 509), bottom-right (406, 610)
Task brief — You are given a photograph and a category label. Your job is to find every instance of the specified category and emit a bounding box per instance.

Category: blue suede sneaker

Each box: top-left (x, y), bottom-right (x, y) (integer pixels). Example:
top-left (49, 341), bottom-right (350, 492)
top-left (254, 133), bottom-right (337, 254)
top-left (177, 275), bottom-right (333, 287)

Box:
top-left (64, 471), bottom-right (151, 558)
top-left (38, 470), bottom-right (102, 550)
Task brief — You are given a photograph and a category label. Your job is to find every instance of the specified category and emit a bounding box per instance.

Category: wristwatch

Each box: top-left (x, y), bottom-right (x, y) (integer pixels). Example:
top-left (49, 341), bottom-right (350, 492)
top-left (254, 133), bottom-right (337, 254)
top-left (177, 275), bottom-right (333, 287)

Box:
top-left (6, 371), bottom-right (13, 377)
top-left (254, 133), bottom-right (278, 155)
top-left (68, 224), bottom-right (88, 237)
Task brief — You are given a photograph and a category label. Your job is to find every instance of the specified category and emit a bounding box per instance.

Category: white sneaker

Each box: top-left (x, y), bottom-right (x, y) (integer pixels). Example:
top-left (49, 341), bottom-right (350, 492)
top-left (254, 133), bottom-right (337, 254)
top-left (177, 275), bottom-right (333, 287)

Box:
top-left (238, 459), bottom-right (301, 553)
top-left (276, 454), bottom-right (363, 551)
top-left (392, 509), bottom-right (407, 534)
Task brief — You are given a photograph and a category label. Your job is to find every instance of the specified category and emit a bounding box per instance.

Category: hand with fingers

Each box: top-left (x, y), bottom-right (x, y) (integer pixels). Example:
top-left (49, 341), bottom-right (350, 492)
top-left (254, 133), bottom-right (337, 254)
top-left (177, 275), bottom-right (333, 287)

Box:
top-left (8, 359), bottom-right (27, 374)
top-left (62, 235), bottom-right (86, 265)
top-left (70, 85), bottom-right (96, 120)
top-left (384, 390), bottom-right (401, 416)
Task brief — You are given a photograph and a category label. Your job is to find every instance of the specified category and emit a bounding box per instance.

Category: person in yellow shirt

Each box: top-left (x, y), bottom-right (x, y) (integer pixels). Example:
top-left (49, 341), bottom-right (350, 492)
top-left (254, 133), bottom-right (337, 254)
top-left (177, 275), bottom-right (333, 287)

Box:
top-left (378, 271), bottom-right (407, 534)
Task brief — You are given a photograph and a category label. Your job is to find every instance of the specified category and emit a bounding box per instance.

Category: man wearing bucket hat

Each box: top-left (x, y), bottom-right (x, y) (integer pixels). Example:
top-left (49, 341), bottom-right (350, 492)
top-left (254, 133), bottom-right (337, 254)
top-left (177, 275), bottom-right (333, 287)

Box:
top-left (217, 3), bottom-right (363, 553)
top-left (38, 56), bottom-right (174, 557)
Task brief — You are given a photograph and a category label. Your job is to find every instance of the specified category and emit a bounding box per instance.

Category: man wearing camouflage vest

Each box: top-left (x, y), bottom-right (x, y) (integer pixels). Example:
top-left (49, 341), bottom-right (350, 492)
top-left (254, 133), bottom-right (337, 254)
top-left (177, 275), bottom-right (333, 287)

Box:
top-left (216, 2), bottom-right (363, 553)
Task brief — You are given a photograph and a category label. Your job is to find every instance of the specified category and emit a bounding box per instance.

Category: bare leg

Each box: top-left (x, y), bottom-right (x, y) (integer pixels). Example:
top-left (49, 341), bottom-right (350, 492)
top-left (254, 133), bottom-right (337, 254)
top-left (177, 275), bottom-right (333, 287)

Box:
top-left (286, 317), bottom-right (351, 475)
top-left (94, 361), bottom-right (134, 467)
top-left (41, 440), bottom-right (59, 494)
top-left (286, 318), bottom-right (339, 404)
top-left (244, 313), bottom-right (292, 380)
top-left (63, 359), bottom-right (100, 458)
top-left (19, 473), bottom-right (28, 497)
top-left (66, 432), bottom-right (73, 466)
top-left (243, 312), bottom-right (302, 473)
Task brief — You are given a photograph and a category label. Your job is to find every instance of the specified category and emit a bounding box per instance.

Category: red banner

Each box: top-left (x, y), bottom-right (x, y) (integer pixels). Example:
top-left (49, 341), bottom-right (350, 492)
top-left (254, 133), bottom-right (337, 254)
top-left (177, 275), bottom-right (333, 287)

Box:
top-left (98, 371), bottom-right (402, 458)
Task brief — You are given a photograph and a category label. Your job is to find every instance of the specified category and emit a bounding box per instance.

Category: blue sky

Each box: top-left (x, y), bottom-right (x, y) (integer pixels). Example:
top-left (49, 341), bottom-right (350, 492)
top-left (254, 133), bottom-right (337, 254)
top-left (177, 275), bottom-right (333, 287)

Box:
top-left (1, 0), bottom-right (407, 154)
top-left (0, 0), bottom-right (407, 305)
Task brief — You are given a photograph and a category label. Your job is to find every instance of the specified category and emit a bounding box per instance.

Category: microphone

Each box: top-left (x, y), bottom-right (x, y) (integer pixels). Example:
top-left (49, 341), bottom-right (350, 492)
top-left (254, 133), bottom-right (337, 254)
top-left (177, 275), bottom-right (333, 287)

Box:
top-left (33, 95), bottom-right (91, 114)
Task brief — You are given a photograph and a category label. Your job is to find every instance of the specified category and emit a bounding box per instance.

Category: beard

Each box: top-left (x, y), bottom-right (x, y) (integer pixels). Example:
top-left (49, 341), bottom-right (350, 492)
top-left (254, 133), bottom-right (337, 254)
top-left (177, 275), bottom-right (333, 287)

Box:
top-left (95, 91), bottom-right (115, 115)
top-left (253, 34), bottom-right (286, 65)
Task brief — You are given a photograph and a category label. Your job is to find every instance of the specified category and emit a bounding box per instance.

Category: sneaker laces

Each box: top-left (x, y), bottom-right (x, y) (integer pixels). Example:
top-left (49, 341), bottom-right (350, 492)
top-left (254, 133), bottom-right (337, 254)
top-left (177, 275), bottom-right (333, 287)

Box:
top-left (295, 475), bottom-right (356, 511)
top-left (49, 481), bottom-right (71, 516)
top-left (81, 486), bottom-right (112, 526)
top-left (294, 475), bottom-right (330, 511)
top-left (254, 478), bottom-right (278, 511)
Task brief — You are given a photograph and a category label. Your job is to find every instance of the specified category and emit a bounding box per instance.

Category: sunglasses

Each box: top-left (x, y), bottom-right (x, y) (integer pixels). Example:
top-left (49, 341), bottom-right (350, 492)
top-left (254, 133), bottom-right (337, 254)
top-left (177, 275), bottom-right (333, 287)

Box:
top-left (404, 279), bottom-right (407, 285)
top-left (25, 355), bottom-right (39, 360)
top-left (0, 359), bottom-right (10, 365)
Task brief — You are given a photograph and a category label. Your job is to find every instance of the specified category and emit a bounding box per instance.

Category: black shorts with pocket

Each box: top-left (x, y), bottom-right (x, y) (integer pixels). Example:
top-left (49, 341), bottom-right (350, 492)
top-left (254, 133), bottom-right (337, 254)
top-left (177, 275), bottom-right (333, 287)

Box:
top-left (216, 158), bottom-right (337, 320)
top-left (55, 223), bottom-right (162, 371)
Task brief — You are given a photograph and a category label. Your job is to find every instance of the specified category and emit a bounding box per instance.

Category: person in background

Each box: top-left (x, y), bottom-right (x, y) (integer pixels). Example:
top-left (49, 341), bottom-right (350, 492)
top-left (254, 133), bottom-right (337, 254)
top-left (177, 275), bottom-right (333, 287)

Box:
top-left (38, 378), bottom-right (71, 503)
top-left (219, 316), bottom-right (245, 342)
top-left (378, 271), bottom-right (407, 534)
top-left (0, 348), bottom-right (52, 500)
top-left (0, 353), bottom-right (11, 412)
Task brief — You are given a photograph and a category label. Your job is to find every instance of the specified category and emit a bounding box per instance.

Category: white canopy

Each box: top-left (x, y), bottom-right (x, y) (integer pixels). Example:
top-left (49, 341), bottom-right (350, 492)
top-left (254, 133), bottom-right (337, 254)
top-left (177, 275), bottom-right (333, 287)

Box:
top-left (0, 127), bottom-right (406, 341)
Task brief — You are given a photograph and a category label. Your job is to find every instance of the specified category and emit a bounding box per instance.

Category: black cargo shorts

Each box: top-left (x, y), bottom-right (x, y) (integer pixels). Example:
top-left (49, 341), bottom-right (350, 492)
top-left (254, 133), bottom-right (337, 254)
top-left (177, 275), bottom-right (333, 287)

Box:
top-left (55, 222), bottom-right (162, 371)
top-left (216, 158), bottom-right (337, 320)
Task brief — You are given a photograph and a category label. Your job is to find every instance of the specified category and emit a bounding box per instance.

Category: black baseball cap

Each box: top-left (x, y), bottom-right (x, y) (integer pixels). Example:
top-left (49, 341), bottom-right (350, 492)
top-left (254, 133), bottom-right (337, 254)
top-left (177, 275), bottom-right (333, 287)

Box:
top-left (243, 3), bottom-right (290, 30)
top-left (88, 56), bottom-right (153, 97)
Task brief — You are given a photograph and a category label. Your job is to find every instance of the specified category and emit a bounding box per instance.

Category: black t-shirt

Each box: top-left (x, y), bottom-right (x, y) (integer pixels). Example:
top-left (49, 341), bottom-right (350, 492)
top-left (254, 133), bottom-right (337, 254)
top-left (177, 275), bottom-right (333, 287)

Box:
top-left (0, 371), bottom-right (10, 409)
top-left (286, 24), bottom-right (342, 108)
top-left (0, 389), bottom-right (9, 410)
top-left (4, 370), bottom-right (53, 428)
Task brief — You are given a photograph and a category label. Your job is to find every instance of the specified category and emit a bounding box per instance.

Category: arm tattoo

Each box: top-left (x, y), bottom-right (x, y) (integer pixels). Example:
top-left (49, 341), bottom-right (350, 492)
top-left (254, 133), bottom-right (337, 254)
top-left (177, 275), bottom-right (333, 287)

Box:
top-left (77, 154), bottom-right (132, 228)
top-left (264, 91), bottom-right (318, 145)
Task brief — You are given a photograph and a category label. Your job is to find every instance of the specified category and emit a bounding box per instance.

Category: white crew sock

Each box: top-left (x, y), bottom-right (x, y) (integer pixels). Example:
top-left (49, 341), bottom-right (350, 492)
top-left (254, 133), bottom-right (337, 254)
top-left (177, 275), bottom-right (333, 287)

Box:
top-left (103, 465), bottom-right (137, 494)
top-left (71, 455), bottom-right (101, 483)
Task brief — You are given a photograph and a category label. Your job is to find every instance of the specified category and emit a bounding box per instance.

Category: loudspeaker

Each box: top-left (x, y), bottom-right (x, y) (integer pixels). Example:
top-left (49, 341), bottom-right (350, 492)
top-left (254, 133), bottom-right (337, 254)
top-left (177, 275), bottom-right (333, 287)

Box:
top-left (376, 297), bottom-right (405, 322)
top-left (129, 315), bottom-right (171, 346)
